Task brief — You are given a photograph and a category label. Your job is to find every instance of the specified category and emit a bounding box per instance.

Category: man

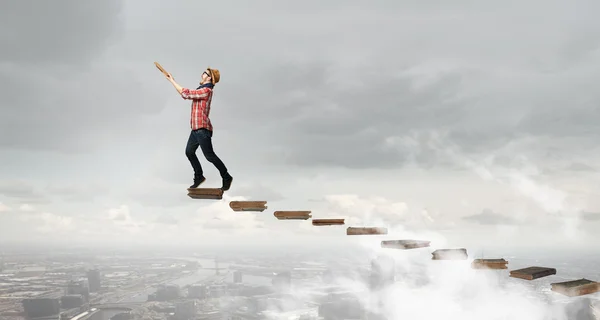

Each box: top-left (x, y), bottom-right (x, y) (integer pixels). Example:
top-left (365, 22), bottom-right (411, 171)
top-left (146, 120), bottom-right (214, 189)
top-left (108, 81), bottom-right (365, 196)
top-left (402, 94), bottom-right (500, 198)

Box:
top-left (165, 67), bottom-right (233, 191)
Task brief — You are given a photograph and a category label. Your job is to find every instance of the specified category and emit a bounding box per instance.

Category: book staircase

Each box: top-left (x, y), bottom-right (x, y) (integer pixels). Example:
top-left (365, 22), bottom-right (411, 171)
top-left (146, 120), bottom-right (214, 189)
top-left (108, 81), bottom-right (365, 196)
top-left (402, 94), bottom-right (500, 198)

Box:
top-left (187, 189), bottom-right (600, 298)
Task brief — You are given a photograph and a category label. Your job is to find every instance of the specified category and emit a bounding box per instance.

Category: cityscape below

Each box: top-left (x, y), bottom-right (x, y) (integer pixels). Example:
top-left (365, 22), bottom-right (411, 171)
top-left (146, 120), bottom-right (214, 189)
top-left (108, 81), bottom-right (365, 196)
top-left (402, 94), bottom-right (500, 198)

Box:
top-left (0, 245), bottom-right (599, 320)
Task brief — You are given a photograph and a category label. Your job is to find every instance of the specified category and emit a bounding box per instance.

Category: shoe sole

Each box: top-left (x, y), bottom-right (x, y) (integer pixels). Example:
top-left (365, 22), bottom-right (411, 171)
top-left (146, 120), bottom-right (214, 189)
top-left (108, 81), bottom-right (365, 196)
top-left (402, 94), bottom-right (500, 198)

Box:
top-left (190, 178), bottom-right (206, 188)
top-left (221, 177), bottom-right (233, 191)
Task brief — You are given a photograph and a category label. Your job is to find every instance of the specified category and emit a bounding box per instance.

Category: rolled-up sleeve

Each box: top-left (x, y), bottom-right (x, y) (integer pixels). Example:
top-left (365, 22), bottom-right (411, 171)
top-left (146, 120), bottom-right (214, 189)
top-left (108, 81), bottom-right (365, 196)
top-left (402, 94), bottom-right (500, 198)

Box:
top-left (181, 87), bottom-right (210, 100)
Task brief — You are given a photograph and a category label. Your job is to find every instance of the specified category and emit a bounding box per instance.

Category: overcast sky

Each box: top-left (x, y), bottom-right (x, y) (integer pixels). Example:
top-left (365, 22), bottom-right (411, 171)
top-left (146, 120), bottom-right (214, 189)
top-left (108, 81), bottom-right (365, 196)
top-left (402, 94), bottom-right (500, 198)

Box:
top-left (2, 0), bottom-right (600, 253)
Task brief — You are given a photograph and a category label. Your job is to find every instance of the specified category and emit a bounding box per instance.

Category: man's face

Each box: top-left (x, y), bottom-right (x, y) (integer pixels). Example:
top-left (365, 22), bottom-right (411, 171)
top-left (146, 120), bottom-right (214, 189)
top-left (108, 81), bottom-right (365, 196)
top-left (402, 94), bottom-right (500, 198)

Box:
top-left (200, 70), bottom-right (211, 83)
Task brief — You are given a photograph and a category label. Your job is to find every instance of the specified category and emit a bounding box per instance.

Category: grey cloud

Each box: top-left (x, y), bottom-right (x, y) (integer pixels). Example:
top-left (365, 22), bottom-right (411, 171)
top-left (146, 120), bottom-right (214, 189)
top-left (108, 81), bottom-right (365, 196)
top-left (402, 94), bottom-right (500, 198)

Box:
top-left (1, 1), bottom-right (122, 67)
top-left (5, 0), bottom-right (599, 168)
top-left (447, 130), bottom-right (524, 155)
top-left (0, 0), bottom-right (167, 153)
top-left (0, 180), bottom-right (112, 204)
top-left (204, 1), bottom-right (600, 170)
top-left (566, 162), bottom-right (596, 172)
top-left (221, 49), bottom-right (600, 170)
top-left (462, 209), bottom-right (519, 226)
top-left (0, 180), bottom-right (50, 204)
top-left (0, 65), bottom-right (168, 153)
top-left (40, 0), bottom-right (595, 172)
top-left (224, 63), bottom-right (469, 169)
top-left (581, 211), bottom-right (600, 221)
top-left (4, 0), bottom-right (600, 226)
top-left (0, 180), bottom-right (40, 198)
top-left (516, 104), bottom-right (600, 140)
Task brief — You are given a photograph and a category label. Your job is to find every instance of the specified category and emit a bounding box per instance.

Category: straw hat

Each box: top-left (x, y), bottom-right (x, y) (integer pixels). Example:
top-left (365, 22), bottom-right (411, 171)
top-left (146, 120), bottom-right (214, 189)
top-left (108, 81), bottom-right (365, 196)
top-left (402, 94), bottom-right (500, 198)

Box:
top-left (207, 67), bottom-right (220, 84)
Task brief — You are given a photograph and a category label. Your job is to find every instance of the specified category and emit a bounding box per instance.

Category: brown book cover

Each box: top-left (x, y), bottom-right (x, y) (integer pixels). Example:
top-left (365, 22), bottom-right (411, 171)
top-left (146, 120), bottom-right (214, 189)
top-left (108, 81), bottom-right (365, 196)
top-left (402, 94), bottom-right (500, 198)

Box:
top-left (509, 266), bottom-right (556, 280)
top-left (381, 240), bottom-right (430, 249)
top-left (471, 258), bottom-right (508, 269)
top-left (187, 188), bottom-right (224, 200)
top-left (229, 201), bottom-right (268, 212)
top-left (346, 227), bottom-right (388, 235)
top-left (550, 278), bottom-right (600, 297)
top-left (273, 211), bottom-right (312, 220)
top-left (312, 219), bottom-right (345, 226)
top-left (431, 248), bottom-right (468, 260)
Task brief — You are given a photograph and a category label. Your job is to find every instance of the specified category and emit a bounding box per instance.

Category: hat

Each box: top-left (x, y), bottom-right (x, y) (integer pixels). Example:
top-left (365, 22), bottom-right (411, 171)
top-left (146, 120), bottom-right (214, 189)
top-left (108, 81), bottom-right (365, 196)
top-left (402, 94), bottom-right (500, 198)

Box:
top-left (207, 67), bottom-right (220, 84)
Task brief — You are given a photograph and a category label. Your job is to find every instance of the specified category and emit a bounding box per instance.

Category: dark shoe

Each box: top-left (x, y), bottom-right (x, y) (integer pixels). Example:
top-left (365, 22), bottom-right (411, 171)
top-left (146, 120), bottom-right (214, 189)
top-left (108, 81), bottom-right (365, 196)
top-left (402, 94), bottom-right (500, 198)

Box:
top-left (189, 176), bottom-right (206, 188)
top-left (221, 176), bottom-right (233, 191)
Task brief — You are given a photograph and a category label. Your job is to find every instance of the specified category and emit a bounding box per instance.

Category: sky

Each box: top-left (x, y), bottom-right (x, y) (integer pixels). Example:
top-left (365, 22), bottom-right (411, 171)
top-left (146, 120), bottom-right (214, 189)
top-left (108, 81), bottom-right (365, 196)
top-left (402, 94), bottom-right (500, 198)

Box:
top-left (2, 0), bottom-right (600, 254)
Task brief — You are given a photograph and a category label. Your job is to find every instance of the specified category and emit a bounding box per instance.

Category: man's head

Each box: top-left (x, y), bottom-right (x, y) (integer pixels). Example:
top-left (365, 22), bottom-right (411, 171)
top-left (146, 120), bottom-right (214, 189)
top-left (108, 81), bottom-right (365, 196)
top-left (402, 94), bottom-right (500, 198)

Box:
top-left (200, 67), bottom-right (220, 85)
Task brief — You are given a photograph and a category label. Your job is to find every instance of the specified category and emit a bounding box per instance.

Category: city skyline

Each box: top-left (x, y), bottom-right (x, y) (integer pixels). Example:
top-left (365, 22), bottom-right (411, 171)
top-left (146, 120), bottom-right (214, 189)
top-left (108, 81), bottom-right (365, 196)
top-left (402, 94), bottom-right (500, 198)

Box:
top-left (2, 246), bottom-right (599, 320)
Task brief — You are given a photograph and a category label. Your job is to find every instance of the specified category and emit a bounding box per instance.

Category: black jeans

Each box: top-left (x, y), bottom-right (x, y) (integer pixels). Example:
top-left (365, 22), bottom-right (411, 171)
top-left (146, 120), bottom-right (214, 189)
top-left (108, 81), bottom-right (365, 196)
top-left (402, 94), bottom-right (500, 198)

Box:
top-left (185, 129), bottom-right (230, 179)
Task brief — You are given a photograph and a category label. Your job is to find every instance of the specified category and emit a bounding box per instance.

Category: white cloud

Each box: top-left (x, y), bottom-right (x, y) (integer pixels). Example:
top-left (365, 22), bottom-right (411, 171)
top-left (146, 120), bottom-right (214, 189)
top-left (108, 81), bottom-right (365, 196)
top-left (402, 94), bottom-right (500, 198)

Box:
top-left (260, 248), bottom-right (580, 320)
top-left (325, 251), bottom-right (577, 320)
top-left (320, 194), bottom-right (440, 232)
top-left (389, 131), bottom-right (592, 243)
top-left (36, 212), bottom-right (74, 233)
top-left (107, 204), bottom-right (132, 222)
top-left (19, 204), bottom-right (35, 212)
top-left (11, 211), bottom-right (75, 236)
top-left (106, 204), bottom-right (152, 235)
top-left (323, 194), bottom-right (409, 223)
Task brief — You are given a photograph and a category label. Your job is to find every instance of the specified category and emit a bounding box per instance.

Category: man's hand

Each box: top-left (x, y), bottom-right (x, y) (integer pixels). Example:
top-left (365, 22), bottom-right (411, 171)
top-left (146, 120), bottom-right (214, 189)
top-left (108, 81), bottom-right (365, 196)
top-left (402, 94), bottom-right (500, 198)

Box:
top-left (166, 73), bottom-right (183, 94)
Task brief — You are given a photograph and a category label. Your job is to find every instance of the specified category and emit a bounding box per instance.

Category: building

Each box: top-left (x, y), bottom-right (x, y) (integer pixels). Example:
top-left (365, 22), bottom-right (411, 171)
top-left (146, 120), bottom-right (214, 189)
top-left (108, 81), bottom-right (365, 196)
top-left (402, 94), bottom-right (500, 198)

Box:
top-left (67, 279), bottom-right (90, 302)
top-left (209, 284), bottom-right (227, 298)
top-left (175, 300), bottom-right (196, 320)
top-left (155, 284), bottom-right (180, 301)
top-left (87, 269), bottom-right (101, 292)
top-left (188, 284), bottom-right (208, 299)
top-left (184, 261), bottom-right (199, 270)
top-left (233, 271), bottom-right (243, 284)
top-left (60, 295), bottom-right (84, 309)
top-left (22, 298), bottom-right (60, 319)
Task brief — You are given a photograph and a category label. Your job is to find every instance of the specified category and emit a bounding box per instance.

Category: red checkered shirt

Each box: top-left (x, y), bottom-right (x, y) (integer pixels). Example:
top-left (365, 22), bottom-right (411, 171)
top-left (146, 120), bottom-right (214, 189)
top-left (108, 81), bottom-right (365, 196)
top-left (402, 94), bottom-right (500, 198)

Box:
top-left (181, 87), bottom-right (214, 131)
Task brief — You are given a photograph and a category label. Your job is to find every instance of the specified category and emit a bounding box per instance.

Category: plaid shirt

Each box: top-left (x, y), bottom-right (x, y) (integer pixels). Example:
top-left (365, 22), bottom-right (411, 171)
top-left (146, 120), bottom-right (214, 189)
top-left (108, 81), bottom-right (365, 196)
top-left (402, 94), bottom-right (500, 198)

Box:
top-left (181, 86), bottom-right (214, 131)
